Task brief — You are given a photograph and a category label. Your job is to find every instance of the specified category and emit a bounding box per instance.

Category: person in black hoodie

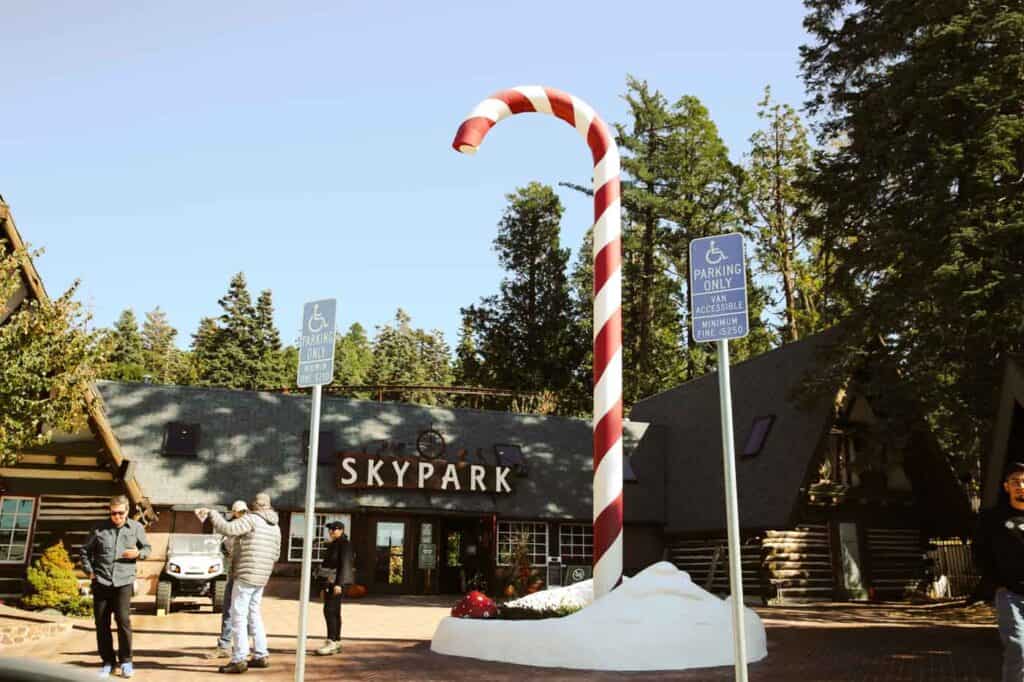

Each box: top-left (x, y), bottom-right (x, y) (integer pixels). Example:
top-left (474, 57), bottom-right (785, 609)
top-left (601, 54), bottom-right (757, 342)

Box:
top-left (315, 521), bottom-right (354, 656)
top-left (975, 461), bottom-right (1024, 682)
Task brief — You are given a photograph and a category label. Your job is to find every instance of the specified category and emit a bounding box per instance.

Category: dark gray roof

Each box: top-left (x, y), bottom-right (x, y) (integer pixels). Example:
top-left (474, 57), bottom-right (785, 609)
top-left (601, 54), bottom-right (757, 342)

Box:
top-left (95, 381), bottom-right (657, 522)
top-left (630, 330), bottom-right (841, 535)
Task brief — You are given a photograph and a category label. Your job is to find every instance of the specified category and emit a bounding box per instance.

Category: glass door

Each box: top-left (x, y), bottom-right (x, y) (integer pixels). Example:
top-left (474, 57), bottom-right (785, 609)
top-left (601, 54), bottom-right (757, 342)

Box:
top-left (372, 520), bottom-right (408, 593)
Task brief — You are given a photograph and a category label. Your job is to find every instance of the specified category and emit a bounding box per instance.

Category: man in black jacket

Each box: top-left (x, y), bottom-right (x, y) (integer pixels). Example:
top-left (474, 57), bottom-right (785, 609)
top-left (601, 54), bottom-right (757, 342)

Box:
top-left (315, 521), bottom-right (353, 656)
top-left (975, 461), bottom-right (1024, 682)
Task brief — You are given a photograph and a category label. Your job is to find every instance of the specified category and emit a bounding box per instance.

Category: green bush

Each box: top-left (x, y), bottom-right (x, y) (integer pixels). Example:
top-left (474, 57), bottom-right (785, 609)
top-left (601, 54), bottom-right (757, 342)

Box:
top-left (23, 541), bottom-right (92, 616)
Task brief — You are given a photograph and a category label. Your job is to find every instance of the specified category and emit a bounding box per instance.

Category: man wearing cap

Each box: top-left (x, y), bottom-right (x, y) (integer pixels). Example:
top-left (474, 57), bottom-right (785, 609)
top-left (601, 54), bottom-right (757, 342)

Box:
top-left (315, 520), bottom-right (354, 655)
top-left (198, 493), bottom-right (281, 674)
top-left (975, 461), bottom-right (1024, 681)
top-left (206, 501), bottom-right (252, 660)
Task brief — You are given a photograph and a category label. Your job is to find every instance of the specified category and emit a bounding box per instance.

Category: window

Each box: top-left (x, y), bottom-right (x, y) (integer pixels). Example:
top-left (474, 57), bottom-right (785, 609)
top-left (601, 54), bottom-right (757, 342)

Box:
top-left (301, 430), bottom-right (337, 465)
top-left (741, 415), bottom-right (775, 457)
top-left (494, 444), bottom-right (527, 476)
top-left (0, 497), bottom-right (34, 563)
top-left (496, 521), bottom-right (547, 566)
top-left (623, 456), bottom-right (638, 483)
top-left (163, 422), bottom-right (200, 457)
top-left (559, 523), bottom-right (593, 563)
top-left (288, 512), bottom-right (350, 562)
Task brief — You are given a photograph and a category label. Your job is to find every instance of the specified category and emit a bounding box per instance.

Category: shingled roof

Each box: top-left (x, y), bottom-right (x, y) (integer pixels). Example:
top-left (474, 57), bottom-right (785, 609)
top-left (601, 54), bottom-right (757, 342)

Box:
top-left (95, 381), bottom-right (661, 523)
top-left (629, 329), bottom-right (842, 535)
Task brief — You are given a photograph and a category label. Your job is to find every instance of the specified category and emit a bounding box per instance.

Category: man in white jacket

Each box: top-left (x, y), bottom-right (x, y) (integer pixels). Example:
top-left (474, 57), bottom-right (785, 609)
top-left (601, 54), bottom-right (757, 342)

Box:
top-left (199, 493), bottom-right (281, 674)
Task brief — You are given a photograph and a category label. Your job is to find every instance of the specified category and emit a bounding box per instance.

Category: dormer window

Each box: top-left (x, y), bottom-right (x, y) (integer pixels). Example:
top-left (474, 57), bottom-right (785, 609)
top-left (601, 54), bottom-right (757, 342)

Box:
top-left (163, 422), bottom-right (200, 457)
top-left (302, 430), bottom-right (337, 465)
top-left (741, 415), bottom-right (775, 457)
top-left (494, 444), bottom-right (527, 477)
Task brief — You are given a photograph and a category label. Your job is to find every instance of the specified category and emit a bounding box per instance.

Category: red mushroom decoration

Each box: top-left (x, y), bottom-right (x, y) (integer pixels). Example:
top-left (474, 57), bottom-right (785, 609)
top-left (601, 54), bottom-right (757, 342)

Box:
top-left (450, 590), bottom-right (498, 619)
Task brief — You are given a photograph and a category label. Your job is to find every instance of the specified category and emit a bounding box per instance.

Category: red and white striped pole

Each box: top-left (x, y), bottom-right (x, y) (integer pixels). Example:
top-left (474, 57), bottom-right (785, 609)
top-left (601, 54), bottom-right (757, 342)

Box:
top-left (452, 86), bottom-right (623, 599)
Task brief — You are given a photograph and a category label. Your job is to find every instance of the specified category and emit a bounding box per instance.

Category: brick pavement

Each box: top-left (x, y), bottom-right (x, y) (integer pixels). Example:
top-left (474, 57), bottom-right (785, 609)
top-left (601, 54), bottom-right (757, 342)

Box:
top-left (0, 595), bottom-right (1005, 681)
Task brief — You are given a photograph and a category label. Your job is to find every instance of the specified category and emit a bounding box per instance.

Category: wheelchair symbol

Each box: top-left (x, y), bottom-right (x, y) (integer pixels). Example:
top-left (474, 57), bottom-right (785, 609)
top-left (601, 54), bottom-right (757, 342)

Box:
top-left (307, 304), bottom-right (328, 333)
top-left (705, 240), bottom-right (727, 265)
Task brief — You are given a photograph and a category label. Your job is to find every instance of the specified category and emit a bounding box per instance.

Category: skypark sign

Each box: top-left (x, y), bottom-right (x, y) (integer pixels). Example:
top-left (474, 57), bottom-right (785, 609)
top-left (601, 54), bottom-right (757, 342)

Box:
top-left (337, 453), bottom-right (514, 494)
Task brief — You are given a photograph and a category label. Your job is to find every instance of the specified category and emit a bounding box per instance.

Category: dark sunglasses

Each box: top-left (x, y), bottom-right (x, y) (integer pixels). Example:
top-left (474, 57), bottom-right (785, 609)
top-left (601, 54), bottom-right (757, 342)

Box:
top-left (109, 510), bottom-right (128, 517)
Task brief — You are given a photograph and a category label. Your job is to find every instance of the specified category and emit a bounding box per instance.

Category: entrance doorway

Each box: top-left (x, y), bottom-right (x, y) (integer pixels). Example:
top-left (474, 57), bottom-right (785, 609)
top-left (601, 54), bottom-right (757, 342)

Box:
top-left (371, 518), bottom-right (410, 594)
top-left (439, 517), bottom-right (482, 594)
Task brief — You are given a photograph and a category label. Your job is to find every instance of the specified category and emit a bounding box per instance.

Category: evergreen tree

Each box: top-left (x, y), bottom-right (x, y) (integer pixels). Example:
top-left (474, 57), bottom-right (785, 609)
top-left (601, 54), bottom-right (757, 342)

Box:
top-left (459, 183), bottom-right (585, 407)
top-left (801, 0), bottom-right (1024, 466)
top-left (254, 289), bottom-right (288, 389)
top-left (189, 316), bottom-right (221, 385)
top-left (567, 79), bottom-right (750, 404)
top-left (141, 306), bottom-right (185, 384)
top-left (331, 323), bottom-right (374, 391)
top-left (744, 86), bottom-right (823, 342)
top-left (194, 273), bottom-right (261, 389)
top-left (368, 309), bottom-right (452, 405)
top-left (23, 540), bottom-right (91, 615)
top-left (104, 309), bottom-right (146, 381)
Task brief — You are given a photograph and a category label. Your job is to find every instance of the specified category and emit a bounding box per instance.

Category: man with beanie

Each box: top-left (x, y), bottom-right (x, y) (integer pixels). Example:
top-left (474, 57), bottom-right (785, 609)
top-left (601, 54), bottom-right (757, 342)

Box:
top-left (975, 461), bottom-right (1024, 681)
top-left (315, 520), bottom-right (354, 656)
top-left (198, 493), bottom-right (281, 674)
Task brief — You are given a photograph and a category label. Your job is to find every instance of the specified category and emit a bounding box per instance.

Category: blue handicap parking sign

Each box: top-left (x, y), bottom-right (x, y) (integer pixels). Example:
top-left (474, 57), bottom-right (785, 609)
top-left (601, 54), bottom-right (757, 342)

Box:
top-left (297, 299), bottom-right (337, 387)
top-left (689, 233), bottom-right (749, 343)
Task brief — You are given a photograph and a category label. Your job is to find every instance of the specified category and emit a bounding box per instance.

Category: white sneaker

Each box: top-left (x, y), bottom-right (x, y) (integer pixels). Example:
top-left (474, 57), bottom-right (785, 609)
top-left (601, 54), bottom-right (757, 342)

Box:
top-left (315, 640), bottom-right (341, 655)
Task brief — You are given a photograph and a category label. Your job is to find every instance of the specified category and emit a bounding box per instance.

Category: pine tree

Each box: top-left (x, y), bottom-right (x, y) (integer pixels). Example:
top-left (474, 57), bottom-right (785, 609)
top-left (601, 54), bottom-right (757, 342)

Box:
top-left (331, 323), bottom-right (374, 392)
top-left (744, 86), bottom-right (823, 342)
top-left (23, 541), bottom-right (91, 615)
top-left (460, 183), bottom-right (585, 406)
top-left (104, 309), bottom-right (146, 381)
top-left (141, 306), bottom-right (183, 384)
top-left (801, 0), bottom-right (1024, 467)
top-left (194, 273), bottom-right (261, 389)
top-left (368, 309), bottom-right (453, 405)
top-left (189, 316), bottom-right (221, 385)
top-left (254, 289), bottom-right (287, 389)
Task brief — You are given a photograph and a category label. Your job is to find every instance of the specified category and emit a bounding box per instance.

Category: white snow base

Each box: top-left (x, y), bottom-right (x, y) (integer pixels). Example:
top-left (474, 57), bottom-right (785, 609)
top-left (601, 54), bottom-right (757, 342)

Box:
top-left (430, 561), bottom-right (767, 671)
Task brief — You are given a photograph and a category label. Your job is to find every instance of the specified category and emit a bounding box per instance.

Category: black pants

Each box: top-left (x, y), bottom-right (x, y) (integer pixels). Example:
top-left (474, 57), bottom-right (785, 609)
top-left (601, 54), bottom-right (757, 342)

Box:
top-left (93, 582), bottom-right (133, 664)
top-left (323, 588), bottom-right (343, 641)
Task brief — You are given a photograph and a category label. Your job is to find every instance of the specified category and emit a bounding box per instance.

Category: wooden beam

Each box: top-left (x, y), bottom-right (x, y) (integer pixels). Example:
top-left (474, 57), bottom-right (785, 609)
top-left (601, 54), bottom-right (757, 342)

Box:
top-left (18, 454), bottom-right (100, 467)
top-left (0, 468), bottom-right (112, 480)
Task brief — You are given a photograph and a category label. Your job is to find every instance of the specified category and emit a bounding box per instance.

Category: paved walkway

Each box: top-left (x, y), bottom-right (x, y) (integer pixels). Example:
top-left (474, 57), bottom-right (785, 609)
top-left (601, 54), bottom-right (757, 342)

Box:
top-left (0, 595), bottom-right (1005, 681)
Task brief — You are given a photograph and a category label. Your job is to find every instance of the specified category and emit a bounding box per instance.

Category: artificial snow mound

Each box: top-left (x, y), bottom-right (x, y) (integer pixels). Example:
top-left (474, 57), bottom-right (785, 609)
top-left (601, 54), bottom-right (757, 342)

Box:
top-left (431, 561), bottom-right (767, 671)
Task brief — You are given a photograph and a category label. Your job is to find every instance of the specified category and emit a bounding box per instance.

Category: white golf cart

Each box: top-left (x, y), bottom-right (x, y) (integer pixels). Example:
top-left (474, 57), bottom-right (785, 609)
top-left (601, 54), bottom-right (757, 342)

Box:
top-left (156, 533), bottom-right (227, 614)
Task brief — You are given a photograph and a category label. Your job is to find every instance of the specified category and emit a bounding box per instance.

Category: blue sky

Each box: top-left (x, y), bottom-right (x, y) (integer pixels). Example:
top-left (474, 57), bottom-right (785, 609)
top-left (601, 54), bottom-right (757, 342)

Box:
top-left (1, 1), bottom-right (811, 349)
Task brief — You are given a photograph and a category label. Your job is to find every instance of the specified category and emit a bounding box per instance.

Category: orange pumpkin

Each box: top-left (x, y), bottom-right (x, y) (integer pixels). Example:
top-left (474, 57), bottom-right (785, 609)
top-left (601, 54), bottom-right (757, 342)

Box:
top-left (345, 584), bottom-right (367, 598)
top-left (503, 584), bottom-right (517, 599)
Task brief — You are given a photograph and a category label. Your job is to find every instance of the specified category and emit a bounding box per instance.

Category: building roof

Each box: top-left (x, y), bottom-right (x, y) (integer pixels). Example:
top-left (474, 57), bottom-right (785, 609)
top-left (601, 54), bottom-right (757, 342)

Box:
top-left (94, 381), bottom-right (659, 522)
top-left (0, 197), bottom-right (155, 522)
top-left (983, 354), bottom-right (1024, 508)
top-left (630, 330), bottom-right (842, 535)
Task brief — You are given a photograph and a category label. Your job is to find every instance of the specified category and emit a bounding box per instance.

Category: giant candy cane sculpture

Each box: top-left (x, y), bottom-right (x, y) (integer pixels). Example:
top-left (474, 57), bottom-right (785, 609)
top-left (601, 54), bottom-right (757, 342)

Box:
top-left (453, 86), bottom-right (623, 598)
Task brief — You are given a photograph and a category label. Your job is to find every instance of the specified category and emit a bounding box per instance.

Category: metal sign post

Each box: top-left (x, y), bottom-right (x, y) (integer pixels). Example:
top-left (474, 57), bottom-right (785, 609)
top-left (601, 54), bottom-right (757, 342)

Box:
top-left (688, 233), bottom-right (749, 682)
top-left (295, 298), bottom-right (336, 682)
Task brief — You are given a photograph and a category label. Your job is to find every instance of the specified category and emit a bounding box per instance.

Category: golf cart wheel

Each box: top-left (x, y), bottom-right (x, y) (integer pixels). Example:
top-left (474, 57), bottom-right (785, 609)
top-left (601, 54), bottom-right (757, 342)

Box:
top-left (156, 580), bottom-right (172, 614)
top-left (212, 579), bottom-right (227, 613)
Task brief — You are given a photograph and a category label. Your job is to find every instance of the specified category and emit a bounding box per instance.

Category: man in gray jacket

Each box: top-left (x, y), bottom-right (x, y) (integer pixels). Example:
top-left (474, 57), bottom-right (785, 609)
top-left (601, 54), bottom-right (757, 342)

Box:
top-left (81, 495), bottom-right (151, 679)
top-left (199, 493), bottom-right (281, 674)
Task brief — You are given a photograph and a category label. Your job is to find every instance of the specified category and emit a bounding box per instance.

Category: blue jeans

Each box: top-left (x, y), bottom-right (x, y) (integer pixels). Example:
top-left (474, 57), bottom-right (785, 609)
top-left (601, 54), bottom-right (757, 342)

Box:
top-left (217, 579), bottom-right (255, 650)
top-left (997, 588), bottom-right (1024, 682)
top-left (230, 580), bottom-right (268, 664)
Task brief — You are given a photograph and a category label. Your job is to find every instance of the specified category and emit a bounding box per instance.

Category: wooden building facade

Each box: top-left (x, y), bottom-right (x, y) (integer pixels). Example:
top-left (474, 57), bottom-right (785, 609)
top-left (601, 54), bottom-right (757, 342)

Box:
top-left (0, 197), bottom-right (155, 599)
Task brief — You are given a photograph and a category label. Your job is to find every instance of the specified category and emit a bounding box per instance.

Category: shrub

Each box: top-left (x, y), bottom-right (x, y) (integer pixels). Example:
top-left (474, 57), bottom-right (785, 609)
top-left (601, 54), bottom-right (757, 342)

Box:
top-left (23, 541), bottom-right (92, 616)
